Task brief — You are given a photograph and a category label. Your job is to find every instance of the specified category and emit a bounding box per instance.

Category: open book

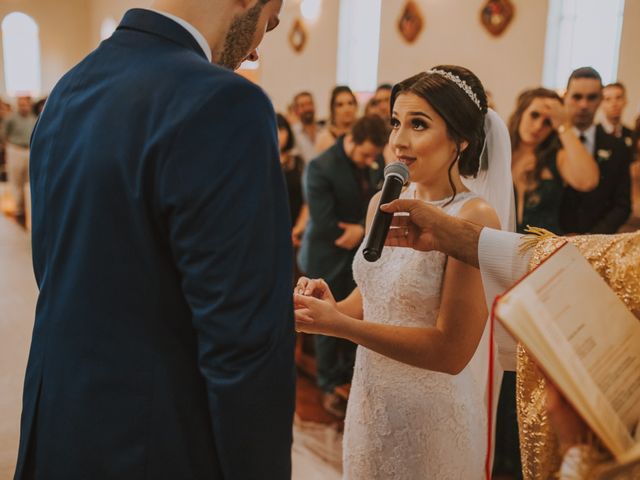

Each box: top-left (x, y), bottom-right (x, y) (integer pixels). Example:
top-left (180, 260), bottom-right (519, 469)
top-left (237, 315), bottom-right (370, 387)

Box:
top-left (494, 242), bottom-right (640, 464)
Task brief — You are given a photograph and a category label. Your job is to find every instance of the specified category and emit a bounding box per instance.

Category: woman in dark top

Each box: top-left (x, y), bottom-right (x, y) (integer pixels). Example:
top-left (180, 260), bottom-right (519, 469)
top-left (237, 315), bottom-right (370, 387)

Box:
top-left (277, 113), bottom-right (308, 247)
top-left (509, 88), bottom-right (599, 234)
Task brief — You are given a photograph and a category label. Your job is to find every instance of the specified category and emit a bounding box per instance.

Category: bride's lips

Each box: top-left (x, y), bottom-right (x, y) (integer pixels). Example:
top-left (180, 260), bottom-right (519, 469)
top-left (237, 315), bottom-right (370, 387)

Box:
top-left (396, 155), bottom-right (417, 167)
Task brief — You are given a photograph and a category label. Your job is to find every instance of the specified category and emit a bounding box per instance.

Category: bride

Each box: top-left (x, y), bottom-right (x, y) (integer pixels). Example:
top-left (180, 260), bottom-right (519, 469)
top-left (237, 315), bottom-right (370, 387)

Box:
top-left (294, 65), bottom-right (514, 479)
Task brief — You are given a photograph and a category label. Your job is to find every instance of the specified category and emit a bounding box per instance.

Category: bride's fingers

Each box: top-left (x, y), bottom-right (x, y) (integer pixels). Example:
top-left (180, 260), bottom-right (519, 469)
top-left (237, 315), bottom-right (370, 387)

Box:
top-left (294, 277), bottom-right (310, 295)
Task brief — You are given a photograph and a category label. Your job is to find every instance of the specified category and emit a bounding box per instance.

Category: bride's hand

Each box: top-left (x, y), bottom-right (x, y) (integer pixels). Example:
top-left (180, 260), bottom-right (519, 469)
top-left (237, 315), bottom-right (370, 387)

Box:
top-left (294, 294), bottom-right (344, 337)
top-left (293, 277), bottom-right (336, 309)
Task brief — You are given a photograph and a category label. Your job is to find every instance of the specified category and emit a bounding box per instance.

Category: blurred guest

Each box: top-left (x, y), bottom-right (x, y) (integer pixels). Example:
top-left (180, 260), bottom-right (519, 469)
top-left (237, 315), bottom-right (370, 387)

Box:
top-left (291, 91), bottom-right (321, 164)
top-left (369, 84), bottom-right (394, 165)
top-left (33, 97), bottom-right (47, 118)
top-left (276, 113), bottom-right (308, 251)
top-left (634, 114), bottom-right (640, 161)
top-left (0, 99), bottom-right (11, 138)
top-left (560, 67), bottom-right (631, 234)
top-left (315, 85), bottom-right (358, 153)
top-left (364, 97), bottom-right (377, 117)
top-left (369, 83), bottom-right (392, 123)
top-left (600, 83), bottom-right (633, 152)
top-left (0, 100), bottom-right (12, 181)
top-left (299, 115), bottom-right (386, 417)
top-left (510, 88), bottom-right (599, 234)
top-left (4, 96), bottom-right (37, 225)
top-left (635, 114), bottom-right (640, 153)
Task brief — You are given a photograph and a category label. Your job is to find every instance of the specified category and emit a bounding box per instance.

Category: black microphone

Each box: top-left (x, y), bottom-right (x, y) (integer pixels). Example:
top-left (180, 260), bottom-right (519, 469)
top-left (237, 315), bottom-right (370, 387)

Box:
top-left (363, 162), bottom-right (410, 262)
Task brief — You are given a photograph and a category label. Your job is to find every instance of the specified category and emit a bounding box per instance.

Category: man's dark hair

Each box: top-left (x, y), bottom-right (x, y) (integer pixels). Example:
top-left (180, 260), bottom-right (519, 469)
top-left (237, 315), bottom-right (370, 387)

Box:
top-left (567, 67), bottom-right (602, 90)
top-left (351, 115), bottom-right (388, 148)
top-left (376, 83), bottom-right (393, 92)
top-left (604, 82), bottom-right (626, 95)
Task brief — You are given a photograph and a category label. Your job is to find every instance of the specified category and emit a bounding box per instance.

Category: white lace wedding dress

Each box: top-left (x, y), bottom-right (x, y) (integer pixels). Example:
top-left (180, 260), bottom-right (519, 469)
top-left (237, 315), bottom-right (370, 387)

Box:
top-left (344, 186), bottom-right (495, 479)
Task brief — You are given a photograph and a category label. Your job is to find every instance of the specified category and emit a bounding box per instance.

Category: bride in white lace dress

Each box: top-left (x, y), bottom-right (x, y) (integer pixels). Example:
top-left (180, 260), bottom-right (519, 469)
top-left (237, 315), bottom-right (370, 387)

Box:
top-left (295, 66), bottom-right (512, 479)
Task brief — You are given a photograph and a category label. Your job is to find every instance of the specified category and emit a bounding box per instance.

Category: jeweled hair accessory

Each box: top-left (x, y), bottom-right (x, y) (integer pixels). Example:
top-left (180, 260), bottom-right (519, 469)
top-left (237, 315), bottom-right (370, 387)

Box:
top-left (426, 69), bottom-right (482, 111)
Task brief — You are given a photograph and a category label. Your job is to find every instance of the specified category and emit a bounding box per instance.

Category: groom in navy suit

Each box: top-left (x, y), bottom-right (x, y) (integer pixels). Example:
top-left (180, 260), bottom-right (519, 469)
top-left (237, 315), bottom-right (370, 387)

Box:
top-left (14, 1), bottom-right (294, 479)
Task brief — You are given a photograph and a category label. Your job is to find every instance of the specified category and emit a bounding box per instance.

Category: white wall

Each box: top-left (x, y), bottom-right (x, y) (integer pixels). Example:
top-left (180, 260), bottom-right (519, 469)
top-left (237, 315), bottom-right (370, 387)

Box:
top-left (378, 0), bottom-right (549, 119)
top-left (2, 0), bottom-right (638, 127)
top-left (259, 0), bottom-right (341, 120)
top-left (0, 0), bottom-right (90, 99)
top-left (88, 0), bottom-right (148, 48)
top-left (618, 0), bottom-right (640, 126)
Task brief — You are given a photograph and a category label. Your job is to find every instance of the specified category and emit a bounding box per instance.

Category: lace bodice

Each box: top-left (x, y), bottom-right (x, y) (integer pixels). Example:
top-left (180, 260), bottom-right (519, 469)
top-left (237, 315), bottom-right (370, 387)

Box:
top-left (343, 186), bottom-right (490, 479)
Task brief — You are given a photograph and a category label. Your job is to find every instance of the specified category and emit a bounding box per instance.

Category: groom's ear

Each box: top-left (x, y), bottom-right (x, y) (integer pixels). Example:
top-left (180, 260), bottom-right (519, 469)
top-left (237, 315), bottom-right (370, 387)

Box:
top-left (459, 140), bottom-right (469, 153)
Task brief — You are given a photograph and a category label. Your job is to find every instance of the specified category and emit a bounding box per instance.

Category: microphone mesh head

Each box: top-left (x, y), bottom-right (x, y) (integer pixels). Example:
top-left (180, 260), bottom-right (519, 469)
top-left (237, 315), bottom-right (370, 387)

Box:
top-left (384, 161), bottom-right (410, 184)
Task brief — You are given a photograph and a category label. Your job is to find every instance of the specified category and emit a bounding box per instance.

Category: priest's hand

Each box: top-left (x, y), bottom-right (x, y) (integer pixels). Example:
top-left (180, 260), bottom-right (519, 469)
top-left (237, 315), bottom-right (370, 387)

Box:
top-left (380, 199), bottom-right (447, 252)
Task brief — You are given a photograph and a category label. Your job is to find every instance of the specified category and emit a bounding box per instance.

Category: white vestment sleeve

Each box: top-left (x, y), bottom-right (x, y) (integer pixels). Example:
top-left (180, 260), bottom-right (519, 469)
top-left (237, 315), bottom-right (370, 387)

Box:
top-left (478, 227), bottom-right (532, 371)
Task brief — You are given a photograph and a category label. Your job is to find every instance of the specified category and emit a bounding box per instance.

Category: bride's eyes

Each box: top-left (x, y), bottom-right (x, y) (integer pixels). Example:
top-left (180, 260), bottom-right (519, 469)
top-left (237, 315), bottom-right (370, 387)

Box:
top-left (390, 117), bottom-right (427, 130)
top-left (411, 119), bottom-right (427, 130)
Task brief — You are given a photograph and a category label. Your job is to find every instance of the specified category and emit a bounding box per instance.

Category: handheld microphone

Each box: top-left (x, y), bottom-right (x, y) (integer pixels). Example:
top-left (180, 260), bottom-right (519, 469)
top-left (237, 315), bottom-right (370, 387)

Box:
top-left (362, 161), bottom-right (410, 262)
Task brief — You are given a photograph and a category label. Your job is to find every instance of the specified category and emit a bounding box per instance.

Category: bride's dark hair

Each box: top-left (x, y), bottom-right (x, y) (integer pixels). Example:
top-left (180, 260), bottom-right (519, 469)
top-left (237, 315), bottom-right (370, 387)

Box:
top-left (390, 65), bottom-right (488, 200)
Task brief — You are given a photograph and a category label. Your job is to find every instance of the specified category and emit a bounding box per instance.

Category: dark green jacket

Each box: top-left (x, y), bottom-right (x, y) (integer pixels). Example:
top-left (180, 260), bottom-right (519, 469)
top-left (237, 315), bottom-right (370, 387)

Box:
top-left (298, 137), bottom-right (384, 287)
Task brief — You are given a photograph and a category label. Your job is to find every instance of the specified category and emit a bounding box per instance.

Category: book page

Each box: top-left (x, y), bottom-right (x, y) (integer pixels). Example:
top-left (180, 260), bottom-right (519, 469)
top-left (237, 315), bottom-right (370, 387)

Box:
top-left (496, 244), bottom-right (640, 456)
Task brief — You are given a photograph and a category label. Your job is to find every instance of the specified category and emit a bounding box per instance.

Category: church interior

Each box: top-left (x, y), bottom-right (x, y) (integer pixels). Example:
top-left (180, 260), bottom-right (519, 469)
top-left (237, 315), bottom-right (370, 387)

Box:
top-left (1, 1), bottom-right (639, 478)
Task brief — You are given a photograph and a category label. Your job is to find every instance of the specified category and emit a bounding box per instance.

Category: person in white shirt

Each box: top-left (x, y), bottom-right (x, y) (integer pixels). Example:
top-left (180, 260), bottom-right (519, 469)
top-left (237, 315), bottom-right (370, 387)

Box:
top-left (600, 82), bottom-right (633, 149)
top-left (290, 91), bottom-right (321, 164)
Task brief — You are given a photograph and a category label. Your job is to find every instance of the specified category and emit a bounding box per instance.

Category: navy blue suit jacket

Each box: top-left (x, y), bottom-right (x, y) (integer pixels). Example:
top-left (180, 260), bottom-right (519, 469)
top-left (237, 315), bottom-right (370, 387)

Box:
top-left (15, 9), bottom-right (295, 480)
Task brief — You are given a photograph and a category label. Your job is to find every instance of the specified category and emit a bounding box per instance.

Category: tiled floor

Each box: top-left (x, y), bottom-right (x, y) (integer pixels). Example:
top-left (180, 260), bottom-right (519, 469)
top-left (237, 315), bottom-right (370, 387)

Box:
top-left (0, 214), bottom-right (341, 479)
top-left (0, 217), bottom-right (37, 479)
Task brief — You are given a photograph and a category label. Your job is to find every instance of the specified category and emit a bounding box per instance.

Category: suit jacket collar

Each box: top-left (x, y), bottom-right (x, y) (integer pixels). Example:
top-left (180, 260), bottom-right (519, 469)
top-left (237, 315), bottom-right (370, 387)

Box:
top-left (118, 9), bottom-right (208, 61)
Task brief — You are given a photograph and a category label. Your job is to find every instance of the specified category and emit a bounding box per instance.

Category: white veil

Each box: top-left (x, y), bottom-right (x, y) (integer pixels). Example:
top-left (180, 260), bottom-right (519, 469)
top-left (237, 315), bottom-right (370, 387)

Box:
top-left (461, 108), bottom-right (516, 233)
top-left (461, 108), bottom-right (518, 375)
top-left (459, 109), bottom-right (517, 469)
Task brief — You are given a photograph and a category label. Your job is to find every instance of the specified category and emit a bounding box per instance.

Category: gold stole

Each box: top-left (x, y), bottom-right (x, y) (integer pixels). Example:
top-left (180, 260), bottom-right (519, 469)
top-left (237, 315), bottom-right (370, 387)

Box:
top-left (517, 231), bottom-right (640, 480)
